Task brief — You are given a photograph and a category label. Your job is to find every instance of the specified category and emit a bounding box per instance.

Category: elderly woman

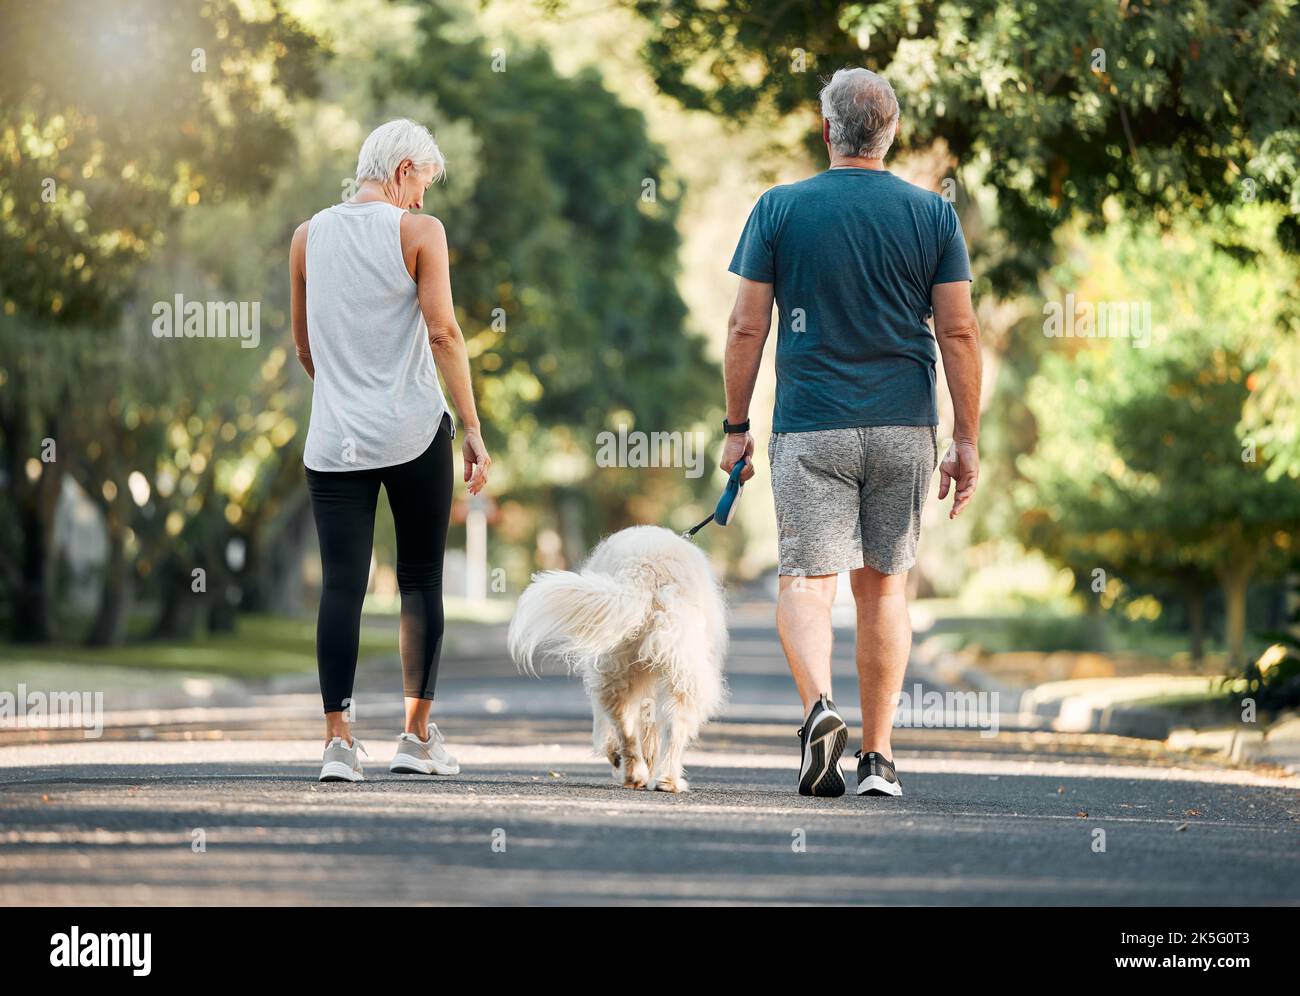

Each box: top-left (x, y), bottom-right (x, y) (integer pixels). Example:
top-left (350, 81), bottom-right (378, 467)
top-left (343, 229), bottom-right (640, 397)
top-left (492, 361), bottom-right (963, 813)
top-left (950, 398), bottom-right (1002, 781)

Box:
top-left (289, 118), bottom-right (490, 782)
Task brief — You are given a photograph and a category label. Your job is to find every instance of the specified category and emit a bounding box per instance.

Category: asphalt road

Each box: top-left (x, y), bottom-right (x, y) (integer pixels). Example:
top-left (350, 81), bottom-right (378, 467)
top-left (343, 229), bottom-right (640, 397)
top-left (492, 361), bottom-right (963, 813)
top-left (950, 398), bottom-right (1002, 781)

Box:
top-left (2, 615), bottom-right (1298, 906)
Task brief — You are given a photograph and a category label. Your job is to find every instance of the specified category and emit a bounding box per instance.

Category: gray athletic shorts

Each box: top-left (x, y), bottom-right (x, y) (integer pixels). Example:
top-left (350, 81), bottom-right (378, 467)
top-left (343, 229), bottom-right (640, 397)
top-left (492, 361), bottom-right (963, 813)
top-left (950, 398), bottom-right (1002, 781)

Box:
top-left (768, 425), bottom-right (938, 577)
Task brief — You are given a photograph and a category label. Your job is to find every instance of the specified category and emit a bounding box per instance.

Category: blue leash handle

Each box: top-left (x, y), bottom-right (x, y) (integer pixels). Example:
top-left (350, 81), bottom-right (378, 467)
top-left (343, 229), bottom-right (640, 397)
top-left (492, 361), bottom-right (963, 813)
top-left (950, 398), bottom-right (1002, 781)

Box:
top-left (684, 457), bottom-right (747, 538)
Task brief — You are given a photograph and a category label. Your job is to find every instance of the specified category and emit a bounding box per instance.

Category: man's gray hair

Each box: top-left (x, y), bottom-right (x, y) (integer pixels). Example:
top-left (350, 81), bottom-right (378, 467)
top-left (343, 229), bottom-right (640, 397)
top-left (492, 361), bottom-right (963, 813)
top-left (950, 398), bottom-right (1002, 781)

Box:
top-left (355, 118), bottom-right (445, 183)
top-left (819, 68), bottom-right (900, 159)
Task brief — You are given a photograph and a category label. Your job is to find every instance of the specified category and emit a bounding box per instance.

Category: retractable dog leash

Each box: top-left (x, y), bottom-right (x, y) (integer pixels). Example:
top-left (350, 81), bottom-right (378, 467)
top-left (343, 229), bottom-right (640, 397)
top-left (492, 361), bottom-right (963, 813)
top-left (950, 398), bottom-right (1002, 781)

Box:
top-left (683, 457), bottom-right (747, 540)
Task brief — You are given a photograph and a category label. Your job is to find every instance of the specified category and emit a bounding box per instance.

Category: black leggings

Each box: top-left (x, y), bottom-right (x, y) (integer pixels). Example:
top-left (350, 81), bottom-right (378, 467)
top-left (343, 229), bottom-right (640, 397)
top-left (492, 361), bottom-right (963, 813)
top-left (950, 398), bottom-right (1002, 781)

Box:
top-left (306, 415), bottom-right (453, 714)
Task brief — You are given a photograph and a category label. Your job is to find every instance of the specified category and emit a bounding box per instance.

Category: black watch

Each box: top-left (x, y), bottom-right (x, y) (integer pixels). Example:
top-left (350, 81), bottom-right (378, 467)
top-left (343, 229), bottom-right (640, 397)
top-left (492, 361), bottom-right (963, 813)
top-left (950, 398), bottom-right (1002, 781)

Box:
top-left (722, 417), bottom-right (750, 435)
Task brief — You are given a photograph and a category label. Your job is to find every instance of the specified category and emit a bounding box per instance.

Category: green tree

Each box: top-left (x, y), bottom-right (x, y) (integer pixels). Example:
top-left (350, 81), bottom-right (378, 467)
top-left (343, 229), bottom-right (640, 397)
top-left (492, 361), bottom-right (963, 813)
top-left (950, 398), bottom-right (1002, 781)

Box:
top-left (399, 4), bottom-right (715, 439)
top-left (1241, 293), bottom-right (1300, 480)
top-left (1019, 217), bottom-right (1300, 667)
top-left (393, 4), bottom-right (719, 565)
top-left (2, 0), bottom-right (724, 646)
top-left (0, 0), bottom-right (320, 641)
top-left (629, 0), bottom-right (1300, 291)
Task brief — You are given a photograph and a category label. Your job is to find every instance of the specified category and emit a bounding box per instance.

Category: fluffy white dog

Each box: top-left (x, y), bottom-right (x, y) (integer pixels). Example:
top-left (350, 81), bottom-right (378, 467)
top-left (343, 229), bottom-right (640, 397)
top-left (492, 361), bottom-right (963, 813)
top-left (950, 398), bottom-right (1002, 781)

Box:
top-left (508, 525), bottom-right (727, 793)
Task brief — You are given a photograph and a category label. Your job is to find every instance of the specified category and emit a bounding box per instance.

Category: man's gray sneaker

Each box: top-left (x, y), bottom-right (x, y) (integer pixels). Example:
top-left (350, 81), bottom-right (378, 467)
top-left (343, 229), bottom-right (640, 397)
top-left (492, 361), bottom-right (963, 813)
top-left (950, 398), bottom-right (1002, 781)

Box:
top-left (319, 736), bottom-right (366, 782)
top-left (798, 694), bottom-right (848, 797)
top-left (390, 723), bottom-right (460, 775)
top-left (856, 750), bottom-right (902, 797)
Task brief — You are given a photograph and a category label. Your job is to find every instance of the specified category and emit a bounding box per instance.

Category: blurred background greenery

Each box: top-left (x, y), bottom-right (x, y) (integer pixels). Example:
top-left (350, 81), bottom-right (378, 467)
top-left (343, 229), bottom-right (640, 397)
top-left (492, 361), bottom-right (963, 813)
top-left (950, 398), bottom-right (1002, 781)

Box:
top-left (1, 0), bottom-right (1298, 711)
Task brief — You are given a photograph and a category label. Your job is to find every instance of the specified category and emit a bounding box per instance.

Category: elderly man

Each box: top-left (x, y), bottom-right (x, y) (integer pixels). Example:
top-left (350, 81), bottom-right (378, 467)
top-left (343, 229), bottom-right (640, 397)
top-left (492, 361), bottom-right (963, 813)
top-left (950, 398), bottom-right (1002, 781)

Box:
top-left (719, 68), bottom-right (981, 798)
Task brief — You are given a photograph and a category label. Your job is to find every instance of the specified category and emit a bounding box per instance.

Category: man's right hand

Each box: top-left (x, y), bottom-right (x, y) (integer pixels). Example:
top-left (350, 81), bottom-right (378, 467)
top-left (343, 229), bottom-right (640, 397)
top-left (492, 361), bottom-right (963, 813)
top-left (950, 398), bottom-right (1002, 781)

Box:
top-left (720, 431), bottom-right (756, 482)
top-left (938, 440), bottom-right (979, 519)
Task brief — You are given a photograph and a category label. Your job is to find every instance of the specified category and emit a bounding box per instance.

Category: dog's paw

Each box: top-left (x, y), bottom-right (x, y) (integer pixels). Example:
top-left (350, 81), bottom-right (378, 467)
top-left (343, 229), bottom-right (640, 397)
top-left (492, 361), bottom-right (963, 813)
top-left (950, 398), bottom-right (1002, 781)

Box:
top-left (622, 758), bottom-right (650, 789)
top-left (654, 776), bottom-right (688, 794)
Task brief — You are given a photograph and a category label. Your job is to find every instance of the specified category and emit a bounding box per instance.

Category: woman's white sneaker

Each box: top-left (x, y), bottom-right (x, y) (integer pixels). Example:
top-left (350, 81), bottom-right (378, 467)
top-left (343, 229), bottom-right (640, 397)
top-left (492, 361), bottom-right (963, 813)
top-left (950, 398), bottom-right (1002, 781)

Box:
top-left (319, 737), bottom-right (367, 782)
top-left (390, 723), bottom-right (460, 775)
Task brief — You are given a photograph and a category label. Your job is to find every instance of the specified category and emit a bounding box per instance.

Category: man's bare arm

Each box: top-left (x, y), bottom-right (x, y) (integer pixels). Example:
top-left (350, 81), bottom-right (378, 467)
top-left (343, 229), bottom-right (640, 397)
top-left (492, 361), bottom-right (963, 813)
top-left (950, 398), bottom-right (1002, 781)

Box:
top-left (720, 277), bottom-right (775, 481)
top-left (931, 280), bottom-right (981, 444)
top-left (931, 279), bottom-right (982, 517)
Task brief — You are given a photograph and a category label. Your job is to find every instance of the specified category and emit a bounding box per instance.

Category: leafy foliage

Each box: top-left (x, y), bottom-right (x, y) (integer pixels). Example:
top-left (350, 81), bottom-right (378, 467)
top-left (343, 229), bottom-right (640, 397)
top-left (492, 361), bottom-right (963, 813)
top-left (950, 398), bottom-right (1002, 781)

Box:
top-left (0, 0), bottom-right (320, 325)
top-left (1018, 216), bottom-right (1300, 663)
top-left (0, 0), bottom-right (320, 640)
top-left (396, 5), bottom-right (716, 445)
top-left (1240, 626), bottom-right (1300, 711)
top-left (632, 0), bottom-right (1300, 291)
top-left (0, 0), bottom-right (721, 641)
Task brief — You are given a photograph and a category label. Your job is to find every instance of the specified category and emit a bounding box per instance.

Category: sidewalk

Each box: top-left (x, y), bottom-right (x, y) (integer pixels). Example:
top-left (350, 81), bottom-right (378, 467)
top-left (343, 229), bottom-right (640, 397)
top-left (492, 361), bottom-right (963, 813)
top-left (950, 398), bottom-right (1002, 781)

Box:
top-left (913, 636), bottom-right (1300, 775)
top-left (2, 607), bottom-right (1021, 744)
top-left (8, 608), bottom-right (1294, 775)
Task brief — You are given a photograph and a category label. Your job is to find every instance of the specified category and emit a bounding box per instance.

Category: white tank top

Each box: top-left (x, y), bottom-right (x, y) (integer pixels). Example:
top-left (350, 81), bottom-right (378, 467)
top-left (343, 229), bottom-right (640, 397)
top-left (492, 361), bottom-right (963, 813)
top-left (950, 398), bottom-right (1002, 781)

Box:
top-left (303, 200), bottom-right (450, 471)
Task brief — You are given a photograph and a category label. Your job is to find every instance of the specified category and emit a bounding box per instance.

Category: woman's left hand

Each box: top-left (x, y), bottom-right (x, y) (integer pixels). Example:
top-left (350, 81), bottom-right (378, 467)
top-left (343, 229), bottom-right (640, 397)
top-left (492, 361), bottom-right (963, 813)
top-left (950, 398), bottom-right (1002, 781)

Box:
top-left (462, 427), bottom-right (491, 495)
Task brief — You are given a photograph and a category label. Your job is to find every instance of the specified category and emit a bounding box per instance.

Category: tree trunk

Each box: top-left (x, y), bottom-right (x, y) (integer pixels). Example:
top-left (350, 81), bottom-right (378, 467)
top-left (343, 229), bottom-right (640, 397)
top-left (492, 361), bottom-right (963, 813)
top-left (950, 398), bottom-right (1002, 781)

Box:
top-left (1219, 565), bottom-right (1253, 672)
top-left (206, 578), bottom-right (238, 634)
top-left (1287, 570), bottom-right (1300, 640)
top-left (1187, 589), bottom-right (1205, 667)
top-left (240, 496), bottom-right (310, 616)
top-left (1, 345), bottom-right (68, 643)
top-left (558, 490), bottom-right (586, 570)
top-left (1082, 584), bottom-right (1109, 652)
top-left (196, 533), bottom-right (236, 633)
top-left (12, 461), bottom-right (62, 642)
top-left (85, 512), bottom-right (132, 646)
top-left (151, 557), bottom-right (200, 640)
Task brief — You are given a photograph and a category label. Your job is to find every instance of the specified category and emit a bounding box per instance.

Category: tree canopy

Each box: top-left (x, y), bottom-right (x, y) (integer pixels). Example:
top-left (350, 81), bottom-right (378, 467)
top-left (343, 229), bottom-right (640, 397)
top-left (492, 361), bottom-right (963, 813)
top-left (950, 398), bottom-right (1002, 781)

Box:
top-left (396, 4), bottom-right (716, 444)
top-left (0, 0), bottom-right (721, 642)
top-left (0, 0), bottom-right (320, 326)
top-left (632, 0), bottom-right (1300, 291)
top-left (1019, 214), bottom-right (1300, 665)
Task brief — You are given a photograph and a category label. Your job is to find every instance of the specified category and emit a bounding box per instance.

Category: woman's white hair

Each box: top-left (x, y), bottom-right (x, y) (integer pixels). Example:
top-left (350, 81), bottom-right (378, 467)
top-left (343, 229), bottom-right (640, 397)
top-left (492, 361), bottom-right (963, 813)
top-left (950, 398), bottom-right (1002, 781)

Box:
top-left (819, 68), bottom-right (900, 159)
top-left (355, 118), bottom-right (445, 183)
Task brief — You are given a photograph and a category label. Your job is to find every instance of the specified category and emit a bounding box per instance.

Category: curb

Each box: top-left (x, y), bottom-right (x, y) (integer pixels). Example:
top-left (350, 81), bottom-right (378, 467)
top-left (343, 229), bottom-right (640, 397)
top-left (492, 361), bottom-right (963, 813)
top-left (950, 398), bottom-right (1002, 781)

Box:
top-left (1031, 696), bottom-right (1174, 741)
top-left (918, 645), bottom-right (1184, 741)
top-left (1169, 713), bottom-right (1300, 774)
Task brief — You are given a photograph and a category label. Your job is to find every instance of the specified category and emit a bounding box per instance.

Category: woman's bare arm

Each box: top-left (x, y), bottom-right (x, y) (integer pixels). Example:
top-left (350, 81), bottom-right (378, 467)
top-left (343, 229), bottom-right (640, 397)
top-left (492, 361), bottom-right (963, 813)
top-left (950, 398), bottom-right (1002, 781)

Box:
top-left (408, 215), bottom-right (479, 428)
top-left (289, 220), bottom-right (313, 379)
top-left (405, 212), bottom-right (490, 493)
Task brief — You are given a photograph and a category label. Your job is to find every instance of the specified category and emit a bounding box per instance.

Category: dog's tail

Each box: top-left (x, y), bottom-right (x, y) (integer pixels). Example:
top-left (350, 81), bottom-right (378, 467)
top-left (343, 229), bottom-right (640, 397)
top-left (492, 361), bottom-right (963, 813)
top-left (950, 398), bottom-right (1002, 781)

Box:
top-left (508, 569), bottom-right (652, 677)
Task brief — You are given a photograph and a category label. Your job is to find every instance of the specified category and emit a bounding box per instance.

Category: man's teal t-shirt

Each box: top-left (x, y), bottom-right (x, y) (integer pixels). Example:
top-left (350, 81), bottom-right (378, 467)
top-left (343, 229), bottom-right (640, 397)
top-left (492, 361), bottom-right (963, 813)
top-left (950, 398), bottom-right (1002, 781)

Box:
top-left (728, 168), bottom-right (971, 433)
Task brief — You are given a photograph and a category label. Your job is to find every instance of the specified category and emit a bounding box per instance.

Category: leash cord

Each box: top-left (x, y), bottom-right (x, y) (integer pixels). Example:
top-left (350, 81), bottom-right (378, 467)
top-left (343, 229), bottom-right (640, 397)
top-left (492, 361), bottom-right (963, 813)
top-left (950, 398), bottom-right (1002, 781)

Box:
top-left (682, 513), bottom-right (714, 540)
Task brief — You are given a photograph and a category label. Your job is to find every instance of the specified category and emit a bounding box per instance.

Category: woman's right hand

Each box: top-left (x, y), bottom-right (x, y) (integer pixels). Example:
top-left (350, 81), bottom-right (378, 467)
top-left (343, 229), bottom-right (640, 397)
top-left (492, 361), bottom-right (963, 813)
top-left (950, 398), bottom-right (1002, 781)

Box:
top-left (461, 427), bottom-right (491, 495)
